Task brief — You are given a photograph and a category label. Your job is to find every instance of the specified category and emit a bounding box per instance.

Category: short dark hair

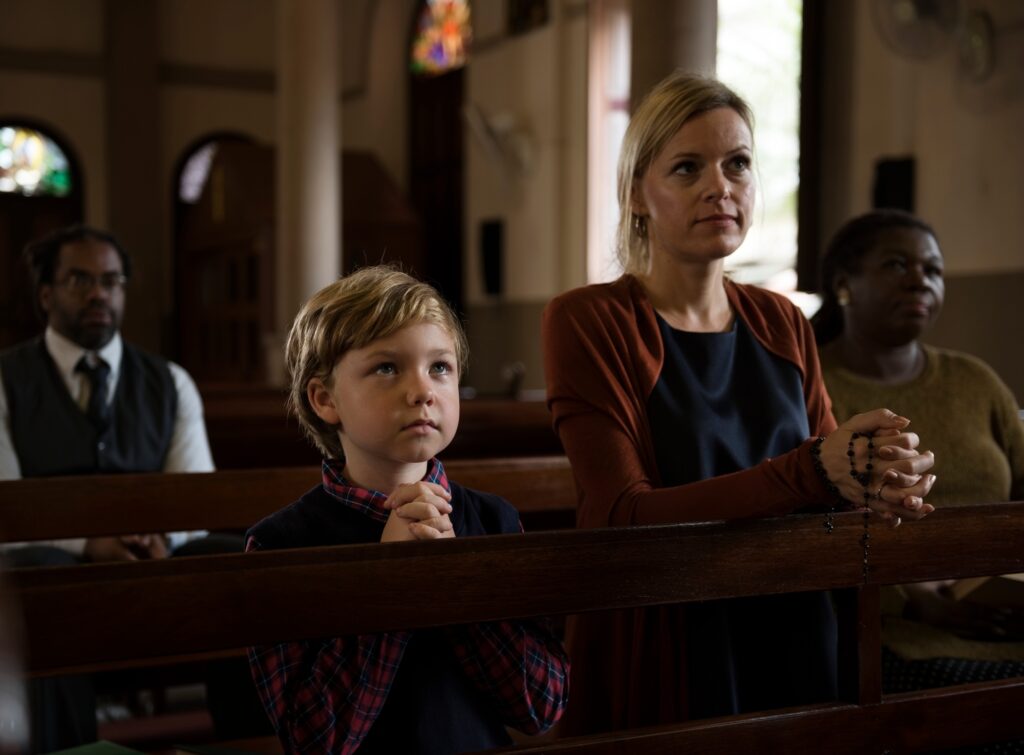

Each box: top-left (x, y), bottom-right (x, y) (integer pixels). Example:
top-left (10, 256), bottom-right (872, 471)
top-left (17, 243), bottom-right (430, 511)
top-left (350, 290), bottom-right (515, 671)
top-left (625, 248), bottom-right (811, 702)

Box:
top-left (811, 209), bottom-right (938, 346)
top-left (24, 224), bottom-right (132, 294)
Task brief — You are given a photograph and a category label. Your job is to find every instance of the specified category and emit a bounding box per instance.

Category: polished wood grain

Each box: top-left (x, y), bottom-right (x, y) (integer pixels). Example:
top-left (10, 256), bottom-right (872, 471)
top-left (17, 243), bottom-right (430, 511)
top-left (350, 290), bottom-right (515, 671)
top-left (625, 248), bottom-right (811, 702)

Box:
top-left (11, 503), bottom-right (1023, 673)
top-left (7, 485), bottom-right (1023, 751)
top-left (0, 456), bottom-right (575, 541)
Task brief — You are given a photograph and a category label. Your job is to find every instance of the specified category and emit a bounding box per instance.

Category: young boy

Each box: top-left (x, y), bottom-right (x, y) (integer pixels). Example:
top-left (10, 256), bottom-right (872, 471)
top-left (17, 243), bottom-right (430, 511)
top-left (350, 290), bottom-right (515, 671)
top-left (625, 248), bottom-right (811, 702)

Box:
top-left (246, 267), bottom-right (569, 754)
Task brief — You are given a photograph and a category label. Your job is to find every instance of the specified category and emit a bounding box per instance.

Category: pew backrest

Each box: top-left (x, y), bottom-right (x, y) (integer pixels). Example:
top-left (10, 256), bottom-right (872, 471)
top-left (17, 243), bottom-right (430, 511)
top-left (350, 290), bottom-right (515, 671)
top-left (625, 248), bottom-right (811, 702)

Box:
top-left (0, 456), bottom-right (575, 542)
top-left (8, 501), bottom-right (1024, 753)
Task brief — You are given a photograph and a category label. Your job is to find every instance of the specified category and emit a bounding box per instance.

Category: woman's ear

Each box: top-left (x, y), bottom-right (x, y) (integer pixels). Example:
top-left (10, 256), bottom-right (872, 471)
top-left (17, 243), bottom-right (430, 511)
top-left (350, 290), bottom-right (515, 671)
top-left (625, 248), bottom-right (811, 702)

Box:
top-left (307, 377), bottom-right (341, 426)
top-left (630, 181), bottom-right (647, 217)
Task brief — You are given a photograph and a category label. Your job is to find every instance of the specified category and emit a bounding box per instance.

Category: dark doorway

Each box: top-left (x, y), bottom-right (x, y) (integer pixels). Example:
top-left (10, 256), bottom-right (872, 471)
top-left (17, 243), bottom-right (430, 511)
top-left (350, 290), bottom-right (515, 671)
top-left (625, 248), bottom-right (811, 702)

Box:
top-left (409, 67), bottom-right (465, 316)
top-left (173, 135), bottom-right (424, 385)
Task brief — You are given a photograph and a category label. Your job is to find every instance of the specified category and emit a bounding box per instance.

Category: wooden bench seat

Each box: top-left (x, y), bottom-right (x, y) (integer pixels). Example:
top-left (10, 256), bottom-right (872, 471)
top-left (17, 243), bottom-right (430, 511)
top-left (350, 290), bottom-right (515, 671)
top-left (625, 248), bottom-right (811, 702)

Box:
top-left (7, 501), bottom-right (1024, 752)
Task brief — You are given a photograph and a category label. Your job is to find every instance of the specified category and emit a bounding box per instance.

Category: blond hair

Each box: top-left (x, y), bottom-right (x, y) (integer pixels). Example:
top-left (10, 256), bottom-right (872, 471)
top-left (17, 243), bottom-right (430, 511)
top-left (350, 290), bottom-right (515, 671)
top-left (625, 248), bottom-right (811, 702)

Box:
top-left (616, 72), bottom-right (755, 275)
top-left (286, 265), bottom-right (468, 459)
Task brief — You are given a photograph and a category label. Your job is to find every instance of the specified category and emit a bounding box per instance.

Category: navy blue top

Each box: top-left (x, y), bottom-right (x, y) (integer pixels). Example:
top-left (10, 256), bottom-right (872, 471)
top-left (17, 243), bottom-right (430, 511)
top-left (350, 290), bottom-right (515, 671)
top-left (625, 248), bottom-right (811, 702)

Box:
top-left (647, 313), bottom-right (837, 718)
top-left (247, 482), bottom-right (523, 754)
top-left (649, 316), bottom-right (810, 486)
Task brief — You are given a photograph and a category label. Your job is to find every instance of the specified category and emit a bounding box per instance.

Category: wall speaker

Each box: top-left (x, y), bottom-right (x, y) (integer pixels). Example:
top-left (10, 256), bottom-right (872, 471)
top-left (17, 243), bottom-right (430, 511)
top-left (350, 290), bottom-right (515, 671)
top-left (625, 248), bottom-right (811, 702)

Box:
top-left (872, 157), bottom-right (915, 212)
top-left (480, 219), bottom-right (503, 296)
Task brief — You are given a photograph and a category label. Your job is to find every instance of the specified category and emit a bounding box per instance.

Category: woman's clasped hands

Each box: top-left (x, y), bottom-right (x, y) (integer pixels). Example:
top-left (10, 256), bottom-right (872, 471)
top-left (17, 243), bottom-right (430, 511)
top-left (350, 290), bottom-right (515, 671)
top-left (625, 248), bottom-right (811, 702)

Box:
top-left (820, 408), bottom-right (936, 526)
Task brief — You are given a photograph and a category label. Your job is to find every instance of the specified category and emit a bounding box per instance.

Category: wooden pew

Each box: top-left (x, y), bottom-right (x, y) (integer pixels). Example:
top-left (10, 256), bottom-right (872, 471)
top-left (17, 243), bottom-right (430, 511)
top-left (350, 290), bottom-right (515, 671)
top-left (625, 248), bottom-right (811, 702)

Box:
top-left (7, 502), bottom-right (1024, 753)
top-left (0, 457), bottom-right (575, 748)
top-left (0, 455), bottom-right (576, 543)
top-left (199, 384), bottom-right (562, 468)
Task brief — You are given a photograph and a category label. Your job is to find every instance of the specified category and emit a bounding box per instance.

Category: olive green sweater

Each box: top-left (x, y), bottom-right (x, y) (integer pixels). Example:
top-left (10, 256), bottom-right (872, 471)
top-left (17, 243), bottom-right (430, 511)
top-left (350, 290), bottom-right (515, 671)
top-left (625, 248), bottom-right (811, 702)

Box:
top-left (821, 343), bottom-right (1023, 506)
top-left (822, 343), bottom-right (1024, 660)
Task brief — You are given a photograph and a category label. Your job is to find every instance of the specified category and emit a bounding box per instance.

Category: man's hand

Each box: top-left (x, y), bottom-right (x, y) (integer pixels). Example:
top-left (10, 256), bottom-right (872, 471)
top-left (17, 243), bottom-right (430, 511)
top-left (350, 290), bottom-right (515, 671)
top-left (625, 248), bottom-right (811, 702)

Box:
top-left (84, 534), bottom-right (170, 562)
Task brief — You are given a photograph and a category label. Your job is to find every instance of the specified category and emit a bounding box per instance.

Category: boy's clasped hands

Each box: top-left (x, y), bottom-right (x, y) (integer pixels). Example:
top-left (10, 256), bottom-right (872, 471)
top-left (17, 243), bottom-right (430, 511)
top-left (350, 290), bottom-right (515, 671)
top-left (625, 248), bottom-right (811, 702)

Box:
top-left (381, 481), bottom-right (455, 542)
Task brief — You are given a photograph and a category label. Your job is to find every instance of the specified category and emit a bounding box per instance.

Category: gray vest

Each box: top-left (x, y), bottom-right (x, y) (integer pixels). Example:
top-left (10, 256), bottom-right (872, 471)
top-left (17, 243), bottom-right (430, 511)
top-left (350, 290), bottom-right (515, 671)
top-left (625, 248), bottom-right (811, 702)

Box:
top-left (0, 338), bottom-right (177, 477)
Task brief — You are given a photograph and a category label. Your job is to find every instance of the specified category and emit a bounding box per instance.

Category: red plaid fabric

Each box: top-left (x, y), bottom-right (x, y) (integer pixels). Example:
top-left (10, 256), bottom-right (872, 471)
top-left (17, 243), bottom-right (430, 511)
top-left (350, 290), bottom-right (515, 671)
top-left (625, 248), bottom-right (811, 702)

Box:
top-left (246, 459), bottom-right (569, 753)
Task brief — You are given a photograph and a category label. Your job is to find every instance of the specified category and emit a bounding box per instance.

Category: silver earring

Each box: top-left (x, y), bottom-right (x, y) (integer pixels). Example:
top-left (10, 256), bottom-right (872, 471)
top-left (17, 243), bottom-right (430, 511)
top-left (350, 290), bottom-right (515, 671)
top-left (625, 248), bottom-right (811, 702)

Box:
top-left (633, 214), bottom-right (647, 239)
top-left (837, 288), bottom-right (851, 307)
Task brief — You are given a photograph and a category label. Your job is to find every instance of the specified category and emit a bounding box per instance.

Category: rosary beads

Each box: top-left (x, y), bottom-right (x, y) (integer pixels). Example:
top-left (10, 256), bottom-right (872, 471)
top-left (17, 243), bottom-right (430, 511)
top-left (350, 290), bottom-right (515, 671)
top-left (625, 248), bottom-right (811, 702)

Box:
top-left (848, 432), bottom-right (874, 582)
top-left (814, 433), bottom-right (875, 583)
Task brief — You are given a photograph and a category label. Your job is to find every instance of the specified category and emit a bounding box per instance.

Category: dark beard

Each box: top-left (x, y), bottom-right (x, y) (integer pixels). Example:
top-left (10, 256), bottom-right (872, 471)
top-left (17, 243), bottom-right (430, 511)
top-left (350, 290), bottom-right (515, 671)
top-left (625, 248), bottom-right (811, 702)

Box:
top-left (69, 309), bottom-right (119, 350)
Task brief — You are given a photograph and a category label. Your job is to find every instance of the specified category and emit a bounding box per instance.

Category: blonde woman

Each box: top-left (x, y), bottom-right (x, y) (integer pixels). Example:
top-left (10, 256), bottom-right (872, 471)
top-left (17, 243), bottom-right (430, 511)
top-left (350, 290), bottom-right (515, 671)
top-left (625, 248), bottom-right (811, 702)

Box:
top-left (542, 72), bottom-right (936, 734)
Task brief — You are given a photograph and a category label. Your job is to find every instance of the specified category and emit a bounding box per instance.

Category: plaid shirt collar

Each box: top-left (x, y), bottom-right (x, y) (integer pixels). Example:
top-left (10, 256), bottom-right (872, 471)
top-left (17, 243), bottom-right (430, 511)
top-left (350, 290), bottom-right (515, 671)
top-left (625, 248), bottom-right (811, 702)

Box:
top-left (320, 458), bottom-right (450, 525)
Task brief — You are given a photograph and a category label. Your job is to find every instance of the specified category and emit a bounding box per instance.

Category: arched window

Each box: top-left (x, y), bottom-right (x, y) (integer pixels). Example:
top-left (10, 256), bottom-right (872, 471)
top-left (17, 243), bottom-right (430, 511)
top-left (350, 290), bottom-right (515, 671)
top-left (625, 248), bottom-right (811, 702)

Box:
top-left (178, 141), bottom-right (219, 205)
top-left (0, 120), bottom-right (82, 349)
top-left (410, 0), bottom-right (472, 76)
top-left (0, 124), bottom-right (73, 197)
top-left (172, 133), bottom-right (271, 382)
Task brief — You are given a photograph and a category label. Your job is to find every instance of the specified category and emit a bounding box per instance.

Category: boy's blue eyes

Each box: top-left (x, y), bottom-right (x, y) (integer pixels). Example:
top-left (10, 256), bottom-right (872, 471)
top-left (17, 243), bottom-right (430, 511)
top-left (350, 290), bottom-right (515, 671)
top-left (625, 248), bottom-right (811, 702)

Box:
top-left (371, 361), bottom-right (454, 376)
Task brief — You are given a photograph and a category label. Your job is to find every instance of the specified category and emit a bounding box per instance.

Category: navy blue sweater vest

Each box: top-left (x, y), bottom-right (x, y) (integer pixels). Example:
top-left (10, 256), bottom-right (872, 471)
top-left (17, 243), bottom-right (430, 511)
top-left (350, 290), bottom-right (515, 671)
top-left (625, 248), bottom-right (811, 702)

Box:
top-left (0, 338), bottom-right (176, 477)
top-left (247, 481), bottom-right (523, 754)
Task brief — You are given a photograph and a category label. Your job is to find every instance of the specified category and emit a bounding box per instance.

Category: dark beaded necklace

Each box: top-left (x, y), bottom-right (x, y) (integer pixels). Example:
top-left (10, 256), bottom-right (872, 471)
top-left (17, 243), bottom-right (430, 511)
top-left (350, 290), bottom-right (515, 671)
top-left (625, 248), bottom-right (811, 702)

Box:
top-left (849, 432), bottom-right (874, 582)
top-left (812, 433), bottom-right (874, 583)
top-left (810, 437), bottom-right (841, 533)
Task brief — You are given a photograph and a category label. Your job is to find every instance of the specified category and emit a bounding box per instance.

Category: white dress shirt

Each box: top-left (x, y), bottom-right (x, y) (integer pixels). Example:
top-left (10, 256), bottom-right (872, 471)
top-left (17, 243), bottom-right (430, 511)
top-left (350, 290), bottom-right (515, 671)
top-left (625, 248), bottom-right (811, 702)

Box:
top-left (0, 327), bottom-right (215, 554)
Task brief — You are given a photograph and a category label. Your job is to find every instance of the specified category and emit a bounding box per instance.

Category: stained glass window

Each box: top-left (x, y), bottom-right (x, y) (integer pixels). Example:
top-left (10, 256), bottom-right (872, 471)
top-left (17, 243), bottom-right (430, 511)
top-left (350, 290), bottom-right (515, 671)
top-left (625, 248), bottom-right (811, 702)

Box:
top-left (0, 126), bottom-right (72, 197)
top-left (410, 0), bottom-right (471, 76)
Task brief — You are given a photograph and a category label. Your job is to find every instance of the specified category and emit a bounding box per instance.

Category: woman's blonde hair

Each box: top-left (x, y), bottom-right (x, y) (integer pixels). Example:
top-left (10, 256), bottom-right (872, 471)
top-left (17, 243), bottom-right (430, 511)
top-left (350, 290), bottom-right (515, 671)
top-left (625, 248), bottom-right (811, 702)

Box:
top-left (285, 265), bottom-right (468, 459)
top-left (616, 72), bottom-right (755, 275)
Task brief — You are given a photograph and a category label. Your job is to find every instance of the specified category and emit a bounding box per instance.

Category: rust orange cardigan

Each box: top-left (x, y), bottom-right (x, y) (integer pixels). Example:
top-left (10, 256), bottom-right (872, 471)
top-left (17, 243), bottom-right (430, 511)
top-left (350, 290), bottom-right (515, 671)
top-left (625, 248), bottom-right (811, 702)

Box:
top-left (543, 274), bottom-right (838, 529)
top-left (542, 274), bottom-right (839, 733)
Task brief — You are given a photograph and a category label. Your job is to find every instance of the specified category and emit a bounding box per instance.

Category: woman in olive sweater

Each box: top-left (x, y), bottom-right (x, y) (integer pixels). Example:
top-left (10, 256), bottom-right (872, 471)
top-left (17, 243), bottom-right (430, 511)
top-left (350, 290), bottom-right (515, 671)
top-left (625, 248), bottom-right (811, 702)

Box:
top-left (813, 209), bottom-right (1024, 698)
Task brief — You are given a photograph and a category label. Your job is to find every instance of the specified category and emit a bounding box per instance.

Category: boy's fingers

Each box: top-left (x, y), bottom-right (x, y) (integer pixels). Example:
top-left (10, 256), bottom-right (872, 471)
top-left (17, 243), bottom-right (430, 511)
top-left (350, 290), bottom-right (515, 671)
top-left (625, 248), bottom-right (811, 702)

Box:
top-left (408, 518), bottom-right (455, 540)
top-left (396, 500), bottom-right (452, 521)
top-left (383, 481), bottom-right (452, 509)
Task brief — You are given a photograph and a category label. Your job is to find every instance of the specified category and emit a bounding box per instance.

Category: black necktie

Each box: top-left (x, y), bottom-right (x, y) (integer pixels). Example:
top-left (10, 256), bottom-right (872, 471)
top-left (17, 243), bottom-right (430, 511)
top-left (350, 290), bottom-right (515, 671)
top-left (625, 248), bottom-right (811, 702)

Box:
top-left (76, 357), bottom-right (111, 430)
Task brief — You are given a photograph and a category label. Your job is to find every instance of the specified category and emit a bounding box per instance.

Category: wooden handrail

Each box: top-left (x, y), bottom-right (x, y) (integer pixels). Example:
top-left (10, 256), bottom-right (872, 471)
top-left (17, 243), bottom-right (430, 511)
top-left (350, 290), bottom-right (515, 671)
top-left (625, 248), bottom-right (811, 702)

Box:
top-left (9, 502), bottom-right (1023, 674)
top-left (6, 502), bottom-right (1024, 752)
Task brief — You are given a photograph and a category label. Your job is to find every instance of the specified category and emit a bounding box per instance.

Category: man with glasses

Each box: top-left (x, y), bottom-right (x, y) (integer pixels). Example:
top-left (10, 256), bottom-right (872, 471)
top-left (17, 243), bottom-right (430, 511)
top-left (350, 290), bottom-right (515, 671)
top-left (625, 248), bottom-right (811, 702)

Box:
top-left (0, 224), bottom-right (219, 749)
top-left (0, 225), bottom-right (214, 526)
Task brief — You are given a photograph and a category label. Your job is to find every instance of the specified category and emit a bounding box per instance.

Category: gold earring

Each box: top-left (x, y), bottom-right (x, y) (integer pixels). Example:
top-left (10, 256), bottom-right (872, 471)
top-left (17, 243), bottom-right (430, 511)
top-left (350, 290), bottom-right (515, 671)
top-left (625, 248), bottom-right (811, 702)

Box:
top-left (837, 288), bottom-right (851, 307)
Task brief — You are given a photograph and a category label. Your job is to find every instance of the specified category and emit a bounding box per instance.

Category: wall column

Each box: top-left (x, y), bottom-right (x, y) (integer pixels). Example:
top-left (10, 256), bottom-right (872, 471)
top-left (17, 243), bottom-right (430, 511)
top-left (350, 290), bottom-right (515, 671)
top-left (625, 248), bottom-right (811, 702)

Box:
top-left (105, 0), bottom-right (161, 352)
top-left (271, 0), bottom-right (341, 384)
top-left (630, 0), bottom-right (717, 104)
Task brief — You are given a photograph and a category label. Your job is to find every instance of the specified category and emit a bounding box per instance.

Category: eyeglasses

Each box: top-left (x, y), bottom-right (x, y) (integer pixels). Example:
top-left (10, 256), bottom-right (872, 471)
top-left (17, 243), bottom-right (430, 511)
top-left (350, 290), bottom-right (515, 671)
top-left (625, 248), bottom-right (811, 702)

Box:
top-left (58, 271), bottom-right (128, 294)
